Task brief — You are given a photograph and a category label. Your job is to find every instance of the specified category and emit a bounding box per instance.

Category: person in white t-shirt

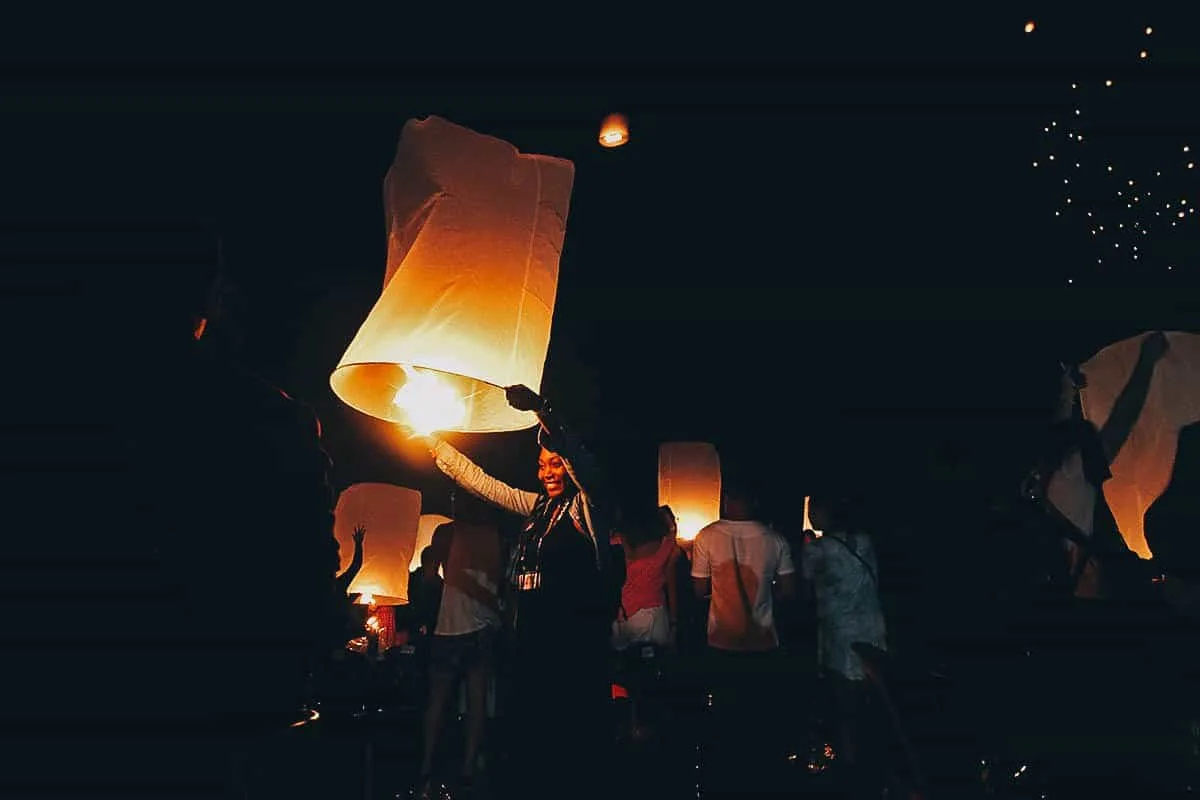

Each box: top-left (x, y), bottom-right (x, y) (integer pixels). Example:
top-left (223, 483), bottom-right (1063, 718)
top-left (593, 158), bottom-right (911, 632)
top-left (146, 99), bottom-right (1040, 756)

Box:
top-left (691, 482), bottom-right (796, 653)
top-left (690, 475), bottom-right (796, 794)
top-left (418, 490), bottom-right (503, 795)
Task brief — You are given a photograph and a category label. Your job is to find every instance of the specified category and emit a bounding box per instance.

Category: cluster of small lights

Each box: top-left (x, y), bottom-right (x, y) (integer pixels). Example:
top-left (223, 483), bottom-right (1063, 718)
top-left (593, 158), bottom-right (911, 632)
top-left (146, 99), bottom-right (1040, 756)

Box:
top-left (1026, 21), bottom-right (1196, 285)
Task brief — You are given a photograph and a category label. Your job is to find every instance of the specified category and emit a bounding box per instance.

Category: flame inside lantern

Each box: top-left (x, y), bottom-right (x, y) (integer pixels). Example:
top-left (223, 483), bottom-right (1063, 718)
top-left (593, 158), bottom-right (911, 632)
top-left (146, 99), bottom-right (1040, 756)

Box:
top-left (392, 366), bottom-right (468, 436)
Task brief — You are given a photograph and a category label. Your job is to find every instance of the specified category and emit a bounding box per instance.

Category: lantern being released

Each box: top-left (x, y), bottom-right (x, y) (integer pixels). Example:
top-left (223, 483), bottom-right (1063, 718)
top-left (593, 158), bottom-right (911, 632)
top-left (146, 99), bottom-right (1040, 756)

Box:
top-left (334, 483), bottom-right (422, 604)
top-left (1075, 332), bottom-right (1200, 559)
top-left (658, 442), bottom-right (722, 541)
top-left (331, 116), bottom-right (576, 434)
top-left (598, 113), bottom-right (629, 148)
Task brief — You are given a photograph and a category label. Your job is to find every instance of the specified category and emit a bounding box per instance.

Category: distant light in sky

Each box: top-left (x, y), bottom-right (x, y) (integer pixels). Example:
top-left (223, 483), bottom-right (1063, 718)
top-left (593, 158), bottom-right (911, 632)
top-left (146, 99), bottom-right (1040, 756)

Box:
top-left (1025, 20), bottom-right (1035, 34)
top-left (1032, 23), bottom-right (1194, 280)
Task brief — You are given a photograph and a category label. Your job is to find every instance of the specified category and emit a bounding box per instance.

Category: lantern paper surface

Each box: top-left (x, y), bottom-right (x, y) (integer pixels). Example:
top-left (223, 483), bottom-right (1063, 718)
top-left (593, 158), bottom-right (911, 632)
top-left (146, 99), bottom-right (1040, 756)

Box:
top-left (335, 483), bottom-right (422, 603)
top-left (658, 442), bottom-right (722, 541)
top-left (410, 514), bottom-right (452, 573)
top-left (331, 115), bottom-right (576, 433)
top-left (1075, 332), bottom-right (1200, 559)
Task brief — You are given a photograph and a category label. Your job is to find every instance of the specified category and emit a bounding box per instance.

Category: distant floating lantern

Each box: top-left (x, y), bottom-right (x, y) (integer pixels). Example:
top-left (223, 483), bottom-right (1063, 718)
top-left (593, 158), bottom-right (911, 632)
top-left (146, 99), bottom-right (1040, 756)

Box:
top-left (1024, 20), bottom-right (1035, 34)
top-left (330, 116), bottom-right (576, 434)
top-left (658, 442), bottom-right (722, 541)
top-left (598, 113), bottom-right (630, 148)
top-left (335, 483), bottom-right (422, 603)
top-left (410, 513), bottom-right (452, 572)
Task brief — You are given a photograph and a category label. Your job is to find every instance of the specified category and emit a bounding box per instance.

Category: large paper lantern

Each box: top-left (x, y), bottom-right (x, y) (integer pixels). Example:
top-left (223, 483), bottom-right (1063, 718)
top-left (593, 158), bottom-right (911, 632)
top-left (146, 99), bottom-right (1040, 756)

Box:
top-left (330, 116), bottom-right (576, 434)
top-left (1075, 332), bottom-right (1200, 558)
top-left (410, 513), bottom-right (453, 573)
top-left (334, 483), bottom-right (422, 604)
top-left (658, 442), bottom-right (722, 541)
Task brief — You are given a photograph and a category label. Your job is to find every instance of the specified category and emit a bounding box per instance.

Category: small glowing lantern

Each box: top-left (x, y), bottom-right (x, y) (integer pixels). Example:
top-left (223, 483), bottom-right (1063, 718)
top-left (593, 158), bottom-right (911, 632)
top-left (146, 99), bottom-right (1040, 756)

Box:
top-left (1024, 20), bottom-right (1035, 34)
top-left (331, 116), bottom-right (576, 434)
top-left (658, 442), bottom-right (722, 541)
top-left (598, 113), bottom-right (630, 149)
top-left (334, 482), bottom-right (422, 603)
top-left (410, 513), bottom-right (452, 572)
top-left (1070, 333), bottom-right (1200, 559)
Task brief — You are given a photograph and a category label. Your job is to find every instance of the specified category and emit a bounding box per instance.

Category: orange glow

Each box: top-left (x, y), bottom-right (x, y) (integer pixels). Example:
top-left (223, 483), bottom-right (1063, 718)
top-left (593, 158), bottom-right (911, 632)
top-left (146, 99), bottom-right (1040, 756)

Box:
top-left (1024, 20), bottom-right (1035, 34)
top-left (598, 113), bottom-right (630, 148)
top-left (392, 366), bottom-right (467, 436)
top-left (335, 483), bottom-right (422, 603)
top-left (1077, 332), bottom-right (1200, 559)
top-left (330, 116), bottom-right (575, 433)
top-left (658, 442), bottom-right (721, 541)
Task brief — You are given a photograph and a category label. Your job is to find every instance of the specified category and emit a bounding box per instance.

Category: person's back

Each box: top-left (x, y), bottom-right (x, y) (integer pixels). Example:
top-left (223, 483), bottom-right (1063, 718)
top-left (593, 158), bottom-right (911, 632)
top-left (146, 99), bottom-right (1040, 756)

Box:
top-left (694, 519), bottom-right (792, 651)
top-left (435, 509), bottom-right (503, 638)
top-left (801, 495), bottom-right (886, 681)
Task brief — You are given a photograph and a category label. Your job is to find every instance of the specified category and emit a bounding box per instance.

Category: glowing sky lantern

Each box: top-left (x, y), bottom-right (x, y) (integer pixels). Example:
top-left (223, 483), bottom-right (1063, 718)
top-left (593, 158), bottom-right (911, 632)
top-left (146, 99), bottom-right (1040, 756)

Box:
top-left (410, 513), bottom-right (452, 573)
top-left (598, 113), bottom-right (629, 149)
top-left (334, 483), bottom-right (422, 603)
top-left (658, 442), bottom-right (722, 541)
top-left (1024, 20), bottom-right (1035, 34)
top-left (330, 116), bottom-right (576, 434)
top-left (1075, 332), bottom-right (1200, 559)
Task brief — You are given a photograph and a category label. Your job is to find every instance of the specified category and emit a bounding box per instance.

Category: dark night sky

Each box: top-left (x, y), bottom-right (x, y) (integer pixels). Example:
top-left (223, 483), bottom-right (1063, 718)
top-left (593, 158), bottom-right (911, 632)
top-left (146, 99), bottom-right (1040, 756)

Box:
top-left (6, 11), bottom-right (1199, 526)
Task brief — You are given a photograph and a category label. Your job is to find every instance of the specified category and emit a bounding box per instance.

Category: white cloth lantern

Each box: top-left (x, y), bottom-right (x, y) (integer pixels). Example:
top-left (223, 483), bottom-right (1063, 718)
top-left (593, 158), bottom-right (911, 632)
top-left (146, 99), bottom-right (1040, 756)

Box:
top-left (658, 441), bottom-right (722, 540)
top-left (334, 483), bottom-right (422, 603)
top-left (1075, 332), bottom-right (1200, 558)
top-left (330, 115), bottom-right (576, 434)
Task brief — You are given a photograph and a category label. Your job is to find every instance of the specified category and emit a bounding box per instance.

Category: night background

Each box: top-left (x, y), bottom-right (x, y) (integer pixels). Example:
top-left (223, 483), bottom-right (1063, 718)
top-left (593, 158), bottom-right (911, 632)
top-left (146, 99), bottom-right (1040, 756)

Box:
top-left (4, 10), bottom-right (1200, 796)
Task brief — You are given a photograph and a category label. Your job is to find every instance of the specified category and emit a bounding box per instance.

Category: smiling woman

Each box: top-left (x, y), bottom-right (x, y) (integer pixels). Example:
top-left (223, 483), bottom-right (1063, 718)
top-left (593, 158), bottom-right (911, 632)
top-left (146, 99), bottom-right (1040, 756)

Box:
top-left (418, 384), bottom-right (617, 798)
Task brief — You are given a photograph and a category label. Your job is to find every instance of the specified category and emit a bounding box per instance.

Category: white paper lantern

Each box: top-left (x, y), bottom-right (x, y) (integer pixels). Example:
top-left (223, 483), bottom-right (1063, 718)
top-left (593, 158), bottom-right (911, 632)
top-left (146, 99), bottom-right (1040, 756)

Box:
top-left (1076, 332), bottom-right (1200, 558)
top-left (334, 483), bottom-right (422, 603)
top-left (658, 441), bottom-right (722, 540)
top-left (331, 116), bottom-right (576, 434)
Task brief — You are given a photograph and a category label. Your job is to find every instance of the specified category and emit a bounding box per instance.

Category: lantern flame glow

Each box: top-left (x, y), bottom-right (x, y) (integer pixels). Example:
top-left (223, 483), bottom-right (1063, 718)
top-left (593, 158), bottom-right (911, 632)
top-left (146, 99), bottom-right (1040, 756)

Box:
top-left (392, 366), bottom-right (468, 436)
top-left (598, 113), bottom-right (630, 148)
top-left (674, 512), bottom-right (710, 542)
top-left (658, 442), bottom-right (722, 543)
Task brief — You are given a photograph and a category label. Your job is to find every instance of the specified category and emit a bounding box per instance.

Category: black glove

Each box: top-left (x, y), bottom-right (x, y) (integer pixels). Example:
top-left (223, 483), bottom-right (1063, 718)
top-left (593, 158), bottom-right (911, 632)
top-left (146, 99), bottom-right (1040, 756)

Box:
top-left (505, 385), bottom-right (546, 413)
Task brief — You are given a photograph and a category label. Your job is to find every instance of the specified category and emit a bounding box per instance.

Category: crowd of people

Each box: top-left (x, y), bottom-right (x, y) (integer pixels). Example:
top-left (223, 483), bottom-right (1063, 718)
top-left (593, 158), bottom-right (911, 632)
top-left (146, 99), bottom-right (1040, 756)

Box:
top-left (323, 384), bottom-right (890, 799)
top-left (40, 238), bottom-right (1200, 800)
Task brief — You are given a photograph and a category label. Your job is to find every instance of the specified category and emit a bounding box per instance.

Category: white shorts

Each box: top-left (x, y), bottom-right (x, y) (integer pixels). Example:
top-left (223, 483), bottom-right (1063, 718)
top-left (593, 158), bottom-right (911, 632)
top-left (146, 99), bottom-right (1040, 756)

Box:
top-left (611, 605), bottom-right (670, 650)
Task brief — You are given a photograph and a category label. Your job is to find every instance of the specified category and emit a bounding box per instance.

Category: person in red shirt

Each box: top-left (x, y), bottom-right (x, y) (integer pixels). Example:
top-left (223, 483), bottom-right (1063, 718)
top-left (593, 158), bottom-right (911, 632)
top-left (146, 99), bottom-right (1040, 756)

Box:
top-left (612, 507), bottom-right (681, 650)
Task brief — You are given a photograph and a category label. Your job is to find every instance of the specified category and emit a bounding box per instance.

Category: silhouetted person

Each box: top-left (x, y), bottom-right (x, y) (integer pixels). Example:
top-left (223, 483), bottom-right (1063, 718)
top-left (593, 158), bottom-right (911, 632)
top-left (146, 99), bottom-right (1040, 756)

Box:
top-left (1146, 422), bottom-right (1200, 589)
top-left (21, 245), bottom-right (340, 797)
top-left (418, 490), bottom-right (503, 797)
top-left (336, 523), bottom-right (367, 595)
top-left (1028, 331), bottom-right (1168, 597)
